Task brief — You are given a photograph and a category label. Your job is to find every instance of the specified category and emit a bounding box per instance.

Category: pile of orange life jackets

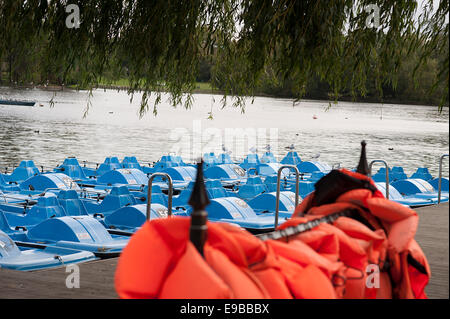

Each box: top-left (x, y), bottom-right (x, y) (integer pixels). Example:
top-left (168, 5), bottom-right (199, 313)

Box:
top-left (115, 169), bottom-right (430, 299)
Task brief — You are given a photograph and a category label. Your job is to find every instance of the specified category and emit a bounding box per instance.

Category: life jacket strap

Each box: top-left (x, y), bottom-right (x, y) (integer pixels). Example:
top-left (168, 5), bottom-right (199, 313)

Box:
top-left (257, 208), bottom-right (357, 241)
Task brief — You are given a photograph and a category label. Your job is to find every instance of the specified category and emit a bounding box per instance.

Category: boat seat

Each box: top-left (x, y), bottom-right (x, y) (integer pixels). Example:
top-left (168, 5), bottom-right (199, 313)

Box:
top-left (371, 167), bottom-right (393, 183)
top-left (4, 193), bottom-right (67, 227)
top-left (410, 167), bottom-right (433, 181)
top-left (121, 156), bottom-right (142, 170)
top-left (260, 152), bottom-right (277, 164)
top-left (91, 186), bottom-right (137, 215)
top-left (97, 157), bottom-right (122, 176)
top-left (239, 154), bottom-right (261, 171)
top-left (280, 151), bottom-right (302, 166)
top-left (206, 179), bottom-right (231, 199)
top-left (138, 185), bottom-right (168, 206)
top-left (56, 158), bottom-right (88, 180)
top-left (391, 166), bottom-right (408, 182)
top-left (57, 190), bottom-right (89, 216)
top-left (263, 175), bottom-right (287, 192)
top-left (172, 181), bottom-right (195, 208)
top-left (7, 161), bottom-right (40, 183)
top-left (237, 176), bottom-right (268, 201)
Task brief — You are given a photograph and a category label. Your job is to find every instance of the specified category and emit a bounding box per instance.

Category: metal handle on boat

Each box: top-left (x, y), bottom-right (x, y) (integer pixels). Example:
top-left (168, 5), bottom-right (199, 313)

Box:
top-left (275, 165), bottom-right (300, 229)
top-left (247, 167), bottom-right (258, 176)
top-left (146, 173), bottom-right (173, 220)
top-left (38, 188), bottom-right (65, 196)
top-left (369, 160), bottom-right (390, 199)
top-left (1, 194), bottom-right (33, 203)
top-left (438, 154), bottom-right (449, 204)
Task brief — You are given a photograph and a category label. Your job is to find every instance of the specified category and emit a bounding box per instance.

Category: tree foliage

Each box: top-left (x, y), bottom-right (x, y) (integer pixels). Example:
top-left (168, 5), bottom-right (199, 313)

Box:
top-left (0, 0), bottom-right (448, 114)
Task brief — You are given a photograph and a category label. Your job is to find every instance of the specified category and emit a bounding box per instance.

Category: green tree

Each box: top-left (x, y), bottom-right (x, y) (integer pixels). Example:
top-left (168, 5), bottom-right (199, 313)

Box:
top-left (0, 0), bottom-right (448, 113)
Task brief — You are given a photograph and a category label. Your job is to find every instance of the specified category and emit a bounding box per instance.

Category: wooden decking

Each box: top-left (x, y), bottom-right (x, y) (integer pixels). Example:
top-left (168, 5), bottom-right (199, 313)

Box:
top-left (0, 203), bottom-right (448, 299)
top-left (415, 202), bottom-right (449, 299)
top-left (0, 258), bottom-right (118, 298)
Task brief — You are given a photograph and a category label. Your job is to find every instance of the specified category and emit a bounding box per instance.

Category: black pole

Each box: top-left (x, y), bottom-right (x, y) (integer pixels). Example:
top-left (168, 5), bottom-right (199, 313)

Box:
top-left (356, 140), bottom-right (369, 176)
top-left (188, 160), bottom-right (210, 256)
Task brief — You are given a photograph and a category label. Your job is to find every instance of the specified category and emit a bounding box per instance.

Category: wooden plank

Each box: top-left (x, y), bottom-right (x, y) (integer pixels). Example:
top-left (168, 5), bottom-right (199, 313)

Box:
top-left (415, 202), bottom-right (449, 299)
top-left (0, 258), bottom-right (118, 299)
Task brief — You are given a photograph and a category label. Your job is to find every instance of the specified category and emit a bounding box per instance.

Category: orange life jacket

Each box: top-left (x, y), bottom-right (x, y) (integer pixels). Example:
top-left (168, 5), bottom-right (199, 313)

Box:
top-left (289, 169), bottom-right (430, 299)
top-left (115, 217), bottom-right (337, 299)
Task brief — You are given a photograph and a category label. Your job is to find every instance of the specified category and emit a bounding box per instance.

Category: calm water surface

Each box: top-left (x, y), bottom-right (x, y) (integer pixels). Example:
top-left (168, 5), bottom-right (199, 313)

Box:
top-left (0, 87), bottom-right (448, 177)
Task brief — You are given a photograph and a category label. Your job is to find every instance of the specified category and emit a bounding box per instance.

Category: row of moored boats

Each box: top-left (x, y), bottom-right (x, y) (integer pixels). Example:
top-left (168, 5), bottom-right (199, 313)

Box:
top-left (0, 149), bottom-right (448, 271)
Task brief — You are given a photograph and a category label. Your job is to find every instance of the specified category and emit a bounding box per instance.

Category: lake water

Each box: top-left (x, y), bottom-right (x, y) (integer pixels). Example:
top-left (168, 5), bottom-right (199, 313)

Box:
top-left (0, 86), bottom-right (448, 177)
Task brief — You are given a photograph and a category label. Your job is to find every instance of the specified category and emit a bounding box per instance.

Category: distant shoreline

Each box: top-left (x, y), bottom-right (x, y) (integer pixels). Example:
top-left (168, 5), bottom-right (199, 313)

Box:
top-left (1, 83), bottom-right (447, 109)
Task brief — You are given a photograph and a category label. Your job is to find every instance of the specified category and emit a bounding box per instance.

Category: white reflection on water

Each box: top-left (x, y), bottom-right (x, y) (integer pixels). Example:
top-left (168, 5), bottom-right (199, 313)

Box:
top-left (0, 87), bottom-right (448, 177)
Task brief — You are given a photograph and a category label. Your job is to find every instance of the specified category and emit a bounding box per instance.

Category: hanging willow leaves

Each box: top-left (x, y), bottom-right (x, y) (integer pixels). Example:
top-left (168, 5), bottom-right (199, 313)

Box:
top-left (0, 0), bottom-right (448, 114)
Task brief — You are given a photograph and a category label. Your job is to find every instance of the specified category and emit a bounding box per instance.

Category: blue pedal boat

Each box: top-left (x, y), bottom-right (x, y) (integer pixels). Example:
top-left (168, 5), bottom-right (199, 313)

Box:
top-left (0, 229), bottom-right (96, 271)
top-left (1, 160), bottom-right (40, 185)
top-left (103, 203), bottom-right (173, 232)
top-left (248, 191), bottom-right (300, 218)
top-left (205, 197), bottom-right (288, 233)
top-left (374, 182), bottom-right (438, 207)
top-left (2, 211), bottom-right (130, 258)
top-left (391, 179), bottom-right (449, 204)
top-left (0, 192), bottom-right (131, 257)
top-left (204, 164), bottom-right (248, 186)
top-left (280, 151), bottom-right (302, 166)
top-left (19, 172), bottom-right (80, 195)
